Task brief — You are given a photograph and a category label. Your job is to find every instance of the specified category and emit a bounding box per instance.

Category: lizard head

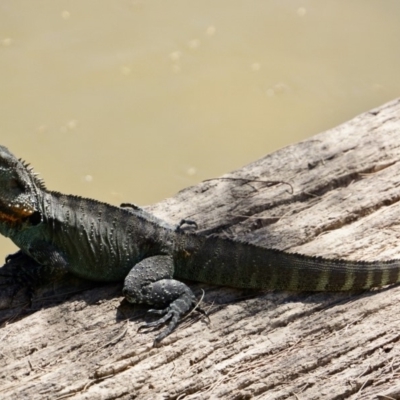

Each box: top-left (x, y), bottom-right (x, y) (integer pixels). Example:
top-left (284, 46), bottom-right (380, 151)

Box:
top-left (0, 146), bottom-right (44, 232)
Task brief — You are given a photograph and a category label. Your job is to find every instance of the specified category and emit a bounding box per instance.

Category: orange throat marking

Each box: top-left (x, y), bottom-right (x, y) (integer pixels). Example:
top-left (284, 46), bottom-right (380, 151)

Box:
top-left (0, 205), bottom-right (35, 225)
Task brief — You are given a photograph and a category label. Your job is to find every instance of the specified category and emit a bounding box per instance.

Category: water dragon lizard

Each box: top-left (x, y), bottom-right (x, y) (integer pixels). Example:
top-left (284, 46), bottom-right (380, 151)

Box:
top-left (0, 145), bottom-right (399, 344)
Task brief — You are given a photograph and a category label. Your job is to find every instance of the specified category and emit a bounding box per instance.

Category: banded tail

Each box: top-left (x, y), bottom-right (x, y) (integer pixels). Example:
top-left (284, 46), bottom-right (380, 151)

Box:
top-left (174, 234), bottom-right (400, 291)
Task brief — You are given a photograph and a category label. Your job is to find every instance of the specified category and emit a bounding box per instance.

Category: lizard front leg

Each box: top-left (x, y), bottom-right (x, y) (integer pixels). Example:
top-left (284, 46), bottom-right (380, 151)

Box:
top-left (0, 250), bottom-right (42, 301)
top-left (1, 244), bottom-right (69, 301)
top-left (122, 255), bottom-right (202, 345)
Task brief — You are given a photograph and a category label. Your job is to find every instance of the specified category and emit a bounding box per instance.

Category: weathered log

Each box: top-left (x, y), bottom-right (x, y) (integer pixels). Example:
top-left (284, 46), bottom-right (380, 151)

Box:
top-left (1, 99), bottom-right (400, 399)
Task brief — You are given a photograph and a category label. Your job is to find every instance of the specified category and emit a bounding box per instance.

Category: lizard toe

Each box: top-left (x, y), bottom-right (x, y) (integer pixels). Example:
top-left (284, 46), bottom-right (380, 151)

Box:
top-left (138, 309), bottom-right (172, 330)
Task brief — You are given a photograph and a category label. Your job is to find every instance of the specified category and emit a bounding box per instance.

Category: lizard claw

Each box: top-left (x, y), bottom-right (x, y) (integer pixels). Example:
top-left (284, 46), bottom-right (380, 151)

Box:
top-left (138, 309), bottom-right (172, 330)
top-left (146, 308), bottom-right (168, 315)
top-left (137, 305), bottom-right (183, 345)
top-left (175, 219), bottom-right (198, 233)
top-left (137, 307), bottom-right (170, 330)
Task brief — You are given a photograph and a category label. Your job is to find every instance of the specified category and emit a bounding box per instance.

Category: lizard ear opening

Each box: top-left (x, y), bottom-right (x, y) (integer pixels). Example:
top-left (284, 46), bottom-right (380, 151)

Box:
top-left (28, 211), bottom-right (42, 226)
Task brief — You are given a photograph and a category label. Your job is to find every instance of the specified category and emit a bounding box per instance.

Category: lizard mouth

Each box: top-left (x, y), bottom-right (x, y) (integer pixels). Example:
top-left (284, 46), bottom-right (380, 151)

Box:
top-left (0, 201), bottom-right (36, 225)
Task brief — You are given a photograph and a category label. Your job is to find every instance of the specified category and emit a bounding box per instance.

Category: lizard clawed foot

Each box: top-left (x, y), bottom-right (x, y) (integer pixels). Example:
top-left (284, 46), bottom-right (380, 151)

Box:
top-left (138, 304), bottom-right (185, 346)
top-left (138, 302), bottom-right (209, 346)
top-left (123, 255), bottom-right (207, 345)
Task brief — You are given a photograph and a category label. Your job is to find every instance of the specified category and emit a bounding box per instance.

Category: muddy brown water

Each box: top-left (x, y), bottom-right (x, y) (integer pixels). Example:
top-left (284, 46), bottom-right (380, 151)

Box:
top-left (1, 0), bottom-right (400, 256)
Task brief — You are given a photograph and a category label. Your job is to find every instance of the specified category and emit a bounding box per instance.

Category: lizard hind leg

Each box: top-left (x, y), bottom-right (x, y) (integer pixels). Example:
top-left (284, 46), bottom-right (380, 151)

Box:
top-left (122, 255), bottom-right (199, 345)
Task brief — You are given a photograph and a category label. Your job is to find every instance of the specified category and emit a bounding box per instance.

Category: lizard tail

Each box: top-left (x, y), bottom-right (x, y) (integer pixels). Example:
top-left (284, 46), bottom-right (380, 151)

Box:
top-left (174, 234), bottom-right (400, 291)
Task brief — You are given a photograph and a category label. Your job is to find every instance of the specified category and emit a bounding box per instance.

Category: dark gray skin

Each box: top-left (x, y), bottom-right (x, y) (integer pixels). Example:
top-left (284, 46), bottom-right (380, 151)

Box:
top-left (1, 145), bottom-right (400, 344)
